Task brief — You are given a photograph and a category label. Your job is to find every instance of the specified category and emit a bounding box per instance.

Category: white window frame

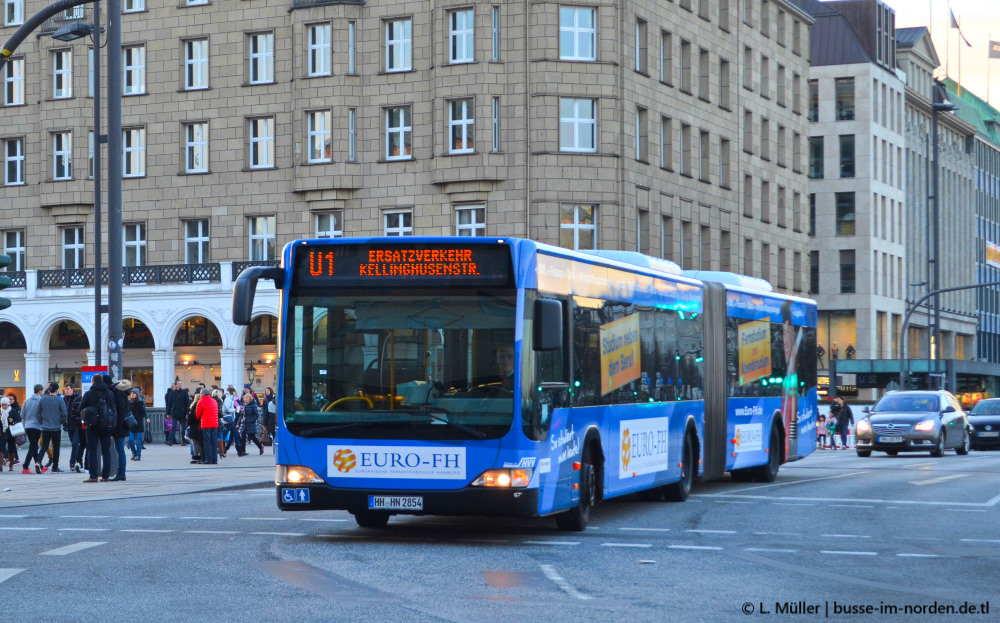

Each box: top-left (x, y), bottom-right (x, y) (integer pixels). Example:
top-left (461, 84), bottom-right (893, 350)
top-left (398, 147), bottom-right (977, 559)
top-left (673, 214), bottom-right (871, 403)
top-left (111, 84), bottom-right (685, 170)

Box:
top-left (559, 97), bottom-right (596, 153)
top-left (559, 204), bottom-right (597, 250)
top-left (88, 47), bottom-right (94, 96)
top-left (123, 223), bottom-right (146, 267)
top-left (455, 205), bottom-right (485, 236)
top-left (53, 131), bottom-right (72, 180)
top-left (491, 97), bottom-right (500, 152)
top-left (62, 5), bottom-right (82, 19)
top-left (386, 19), bottom-right (412, 72)
top-left (348, 21), bottom-right (356, 75)
top-left (123, 45), bottom-right (145, 95)
top-left (186, 0), bottom-right (207, 6)
top-left (383, 210), bottom-right (413, 236)
top-left (559, 7), bottom-right (596, 61)
top-left (4, 0), bottom-right (23, 26)
top-left (88, 131), bottom-right (94, 179)
top-left (449, 8), bottom-right (474, 64)
top-left (184, 39), bottom-right (209, 90)
top-left (248, 215), bottom-right (276, 261)
top-left (124, 0), bottom-right (144, 13)
top-left (348, 108), bottom-right (357, 162)
top-left (4, 57), bottom-right (23, 105)
top-left (52, 49), bottom-right (72, 99)
top-left (449, 99), bottom-right (475, 154)
top-left (4, 137), bottom-right (23, 185)
top-left (3, 229), bottom-right (24, 270)
top-left (307, 23), bottom-right (332, 77)
top-left (249, 117), bottom-right (275, 169)
top-left (307, 110), bottom-right (332, 163)
top-left (62, 226), bottom-right (84, 269)
top-left (184, 219), bottom-right (210, 264)
top-left (491, 6), bottom-right (500, 61)
top-left (123, 127), bottom-right (145, 177)
top-left (185, 122), bottom-right (208, 173)
top-left (315, 211), bottom-right (343, 238)
top-left (248, 32), bottom-right (274, 85)
top-left (385, 106), bottom-right (412, 161)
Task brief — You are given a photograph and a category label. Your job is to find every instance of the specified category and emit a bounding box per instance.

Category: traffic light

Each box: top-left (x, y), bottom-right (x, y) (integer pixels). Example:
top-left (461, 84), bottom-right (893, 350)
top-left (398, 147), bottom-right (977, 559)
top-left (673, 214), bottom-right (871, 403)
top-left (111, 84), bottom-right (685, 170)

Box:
top-left (0, 254), bottom-right (11, 310)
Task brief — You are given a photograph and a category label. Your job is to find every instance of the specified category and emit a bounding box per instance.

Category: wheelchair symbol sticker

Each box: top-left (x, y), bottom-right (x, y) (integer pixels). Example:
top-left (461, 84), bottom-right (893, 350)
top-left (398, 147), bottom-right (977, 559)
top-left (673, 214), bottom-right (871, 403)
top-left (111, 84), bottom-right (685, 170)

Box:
top-left (282, 488), bottom-right (310, 504)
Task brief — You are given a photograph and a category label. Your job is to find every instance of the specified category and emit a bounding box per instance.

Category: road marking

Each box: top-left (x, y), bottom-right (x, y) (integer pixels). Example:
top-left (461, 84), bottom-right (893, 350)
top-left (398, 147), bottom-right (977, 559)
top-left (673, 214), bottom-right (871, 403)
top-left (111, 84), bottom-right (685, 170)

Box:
top-left (0, 515), bottom-right (26, 519)
top-left (820, 551), bottom-right (877, 556)
top-left (180, 516), bottom-right (228, 520)
top-left (120, 529), bottom-right (174, 533)
top-left (239, 517), bottom-right (288, 521)
top-left (773, 502), bottom-right (815, 506)
top-left (892, 536), bottom-right (941, 542)
top-left (722, 471), bottom-right (870, 492)
top-left (186, 530), bottom-right (238, 535)
top-left (59, 515), bottom-right (110, 519)
top-left (754, 531), bottom-right (800, 537)
top-left (704, 493), bottom-right (993, 508)
top-left (524, 540), bottom-right (580, 546)
top-left (946, 508), bottom-right (987, 512)
top-left (909, 474), bottom-right (969, 486)
top-left (668, 545), bottom-right (722, 551)
top-left (120, 516), bottom-right (167, 519)
top-left (0, 527), bottom-right (43, 531)
top-left (457, 538), bottom-right (510, 544)
top-left (829, 504), bottom-right (874, 509)
top-left (297, 518), bottom-right (349, 523)
top-left (986, 493), bottom-right (1000, 507)
top-left (686, 529), bottom-right (736, 534)
top-left (821, 534), bottom-right (870, 539)
top-left (40, 541), bottom-right (106, 556)
top-left (619, 527), bottom-right (671, 532)
top-left (960, 538), bottom-right (1000, 544)
top-left (715, 500), bottom-right (752, 504)
top-left (897, 553), bottom-right (941, 558)
top-left (57, 528), bottom-right (109, 532)
top-left (0, 569), bottom-right (23, 585)
top-left (250, 531), bottom-right (305, 537)
top-left (601, 543), bottom-right (652, 548)
top-left (539, 564), bottom-right (592, 601)
top-left (745, 548), bottom-right (798, 553)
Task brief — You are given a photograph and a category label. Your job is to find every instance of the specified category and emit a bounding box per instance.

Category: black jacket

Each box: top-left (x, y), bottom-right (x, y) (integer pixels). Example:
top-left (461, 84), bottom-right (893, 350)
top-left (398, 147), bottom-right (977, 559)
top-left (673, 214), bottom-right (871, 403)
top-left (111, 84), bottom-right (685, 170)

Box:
top-left (64, 393), bottom-right (82, 430)
top-left (111, 387), bottom-right (132, 438)
top-left (167, 388), bottom-right (189, 419)
top-left (79, 377), bottom-right (116, 436)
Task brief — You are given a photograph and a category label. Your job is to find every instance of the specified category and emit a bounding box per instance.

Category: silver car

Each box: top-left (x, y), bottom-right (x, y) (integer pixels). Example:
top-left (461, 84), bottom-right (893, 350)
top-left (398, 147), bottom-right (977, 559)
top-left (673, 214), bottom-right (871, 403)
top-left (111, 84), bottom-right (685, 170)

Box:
top-left (855, 390), bottom-right (971, 457)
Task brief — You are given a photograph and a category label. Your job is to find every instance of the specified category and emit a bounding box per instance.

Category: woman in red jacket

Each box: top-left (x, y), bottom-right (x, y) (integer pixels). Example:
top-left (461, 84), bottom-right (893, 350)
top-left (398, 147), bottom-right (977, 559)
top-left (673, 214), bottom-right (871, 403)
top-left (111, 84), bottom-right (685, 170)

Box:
top-left (196, 389), bottom-right (221, 464)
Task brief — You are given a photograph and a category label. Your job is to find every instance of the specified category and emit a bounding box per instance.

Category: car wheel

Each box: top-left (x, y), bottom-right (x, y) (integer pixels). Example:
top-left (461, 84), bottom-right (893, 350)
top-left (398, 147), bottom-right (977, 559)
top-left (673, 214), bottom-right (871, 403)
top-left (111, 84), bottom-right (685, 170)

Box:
top-left (930, 433), bottom-right (945, 458)
top-left (856, 449), bottom-right (871, 457)
top-left (955, 431), bottom-right (971, 455)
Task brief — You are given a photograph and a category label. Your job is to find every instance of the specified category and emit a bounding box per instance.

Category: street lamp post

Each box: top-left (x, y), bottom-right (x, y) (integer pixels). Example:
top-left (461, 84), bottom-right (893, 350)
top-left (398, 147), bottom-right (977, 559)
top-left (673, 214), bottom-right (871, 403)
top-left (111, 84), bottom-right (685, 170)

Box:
top-left (930, 81), bottom-right (958, 390)
top-left (106, 0), bottom-right (123, 382)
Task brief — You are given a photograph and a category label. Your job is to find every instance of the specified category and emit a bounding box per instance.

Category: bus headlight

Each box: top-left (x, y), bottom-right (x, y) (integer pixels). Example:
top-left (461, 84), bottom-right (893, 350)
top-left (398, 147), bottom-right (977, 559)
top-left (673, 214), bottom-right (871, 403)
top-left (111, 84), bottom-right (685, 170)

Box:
top-left (276, 465), bottom-right (324, 484)
top-left (471, 468), bottom-right (533, 488)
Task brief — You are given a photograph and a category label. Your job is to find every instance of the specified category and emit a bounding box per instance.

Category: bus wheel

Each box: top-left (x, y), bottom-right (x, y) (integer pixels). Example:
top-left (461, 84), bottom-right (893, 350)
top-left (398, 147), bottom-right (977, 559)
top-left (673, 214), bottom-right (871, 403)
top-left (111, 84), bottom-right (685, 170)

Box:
top-left (556, 447), bottom-right (596, 532)
top-left (730, 468), bottom-right (753, 482)
top-left (636, 488), bottom-right (663, 502)
top-left (354, 511), bottom-right (390, 529)
top-left (663, 432), bottom-right (695, 502)
top-left (751, 424), bottom-right (781, 483)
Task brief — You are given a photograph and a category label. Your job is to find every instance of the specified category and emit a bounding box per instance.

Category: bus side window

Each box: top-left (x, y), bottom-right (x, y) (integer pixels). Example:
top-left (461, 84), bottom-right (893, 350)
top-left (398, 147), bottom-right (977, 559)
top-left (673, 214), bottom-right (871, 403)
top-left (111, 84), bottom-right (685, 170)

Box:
top-left (534, 298), bottom-right (566, 383)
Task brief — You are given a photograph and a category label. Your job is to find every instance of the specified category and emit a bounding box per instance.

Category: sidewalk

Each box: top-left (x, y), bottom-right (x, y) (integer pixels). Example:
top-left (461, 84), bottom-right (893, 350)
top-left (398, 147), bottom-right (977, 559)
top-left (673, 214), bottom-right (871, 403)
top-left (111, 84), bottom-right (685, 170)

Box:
top-left (0, 439), bottom-right (274, 508)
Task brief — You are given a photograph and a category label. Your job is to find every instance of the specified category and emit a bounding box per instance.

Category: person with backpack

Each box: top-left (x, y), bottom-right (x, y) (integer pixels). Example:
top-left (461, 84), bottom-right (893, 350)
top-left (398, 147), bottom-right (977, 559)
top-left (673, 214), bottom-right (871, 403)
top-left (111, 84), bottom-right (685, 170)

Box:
top-left (79, 375), bottom-right (115, 482)
top-left (20, 384), bottom-right (45, 474)
top-left (63, 384), bottom-right (85, 473)
top-left (36, 382), bottom-right (68, 473)
top-left (109, 378), bottom-right (133, 481)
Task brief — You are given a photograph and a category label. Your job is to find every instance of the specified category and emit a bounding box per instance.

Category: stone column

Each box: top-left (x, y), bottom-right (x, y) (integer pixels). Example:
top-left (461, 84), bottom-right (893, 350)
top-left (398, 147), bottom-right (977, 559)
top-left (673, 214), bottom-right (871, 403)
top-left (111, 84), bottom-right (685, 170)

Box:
top-left (152, 350), bottom-right (177, 408)
top-left (220, 348), bottom-right (246, 391)
top-left (23, 352), bottom-right (49, 392)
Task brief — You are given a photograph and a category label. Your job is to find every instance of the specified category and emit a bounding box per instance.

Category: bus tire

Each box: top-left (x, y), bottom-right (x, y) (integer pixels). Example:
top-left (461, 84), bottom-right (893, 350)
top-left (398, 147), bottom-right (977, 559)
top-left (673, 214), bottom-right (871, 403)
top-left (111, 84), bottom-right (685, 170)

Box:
top-left (663, 431), bottom-right (695, 502)
top-left (636, 488), bottom-right (663, 502)
top-left (729, 468), bottom-right (754, 482)
top-left (354, 510), bottom-right (390, 529)
top-left (751, 424), bottom-right (782, 483)
top-left (556, 444), bottom-right (597, 532)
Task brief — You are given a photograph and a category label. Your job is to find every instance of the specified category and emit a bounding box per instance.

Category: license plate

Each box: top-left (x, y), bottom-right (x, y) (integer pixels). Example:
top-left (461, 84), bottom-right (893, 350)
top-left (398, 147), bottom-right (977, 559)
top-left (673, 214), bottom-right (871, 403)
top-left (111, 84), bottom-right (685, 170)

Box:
top-left (978, 431), bottom-right (1000, 438)
top-left (878, 436), bottom-right (904, 443)
top-left (368, 495), bottom-right (423, 511)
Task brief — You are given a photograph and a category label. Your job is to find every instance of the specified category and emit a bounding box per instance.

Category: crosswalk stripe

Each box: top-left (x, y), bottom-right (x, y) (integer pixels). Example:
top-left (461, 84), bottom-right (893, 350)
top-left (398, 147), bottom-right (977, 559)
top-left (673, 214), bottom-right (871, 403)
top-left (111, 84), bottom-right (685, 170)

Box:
top-left (0, 569), bottom-right (24, 584)
top-left (40, 542), bottom-right (106, 556)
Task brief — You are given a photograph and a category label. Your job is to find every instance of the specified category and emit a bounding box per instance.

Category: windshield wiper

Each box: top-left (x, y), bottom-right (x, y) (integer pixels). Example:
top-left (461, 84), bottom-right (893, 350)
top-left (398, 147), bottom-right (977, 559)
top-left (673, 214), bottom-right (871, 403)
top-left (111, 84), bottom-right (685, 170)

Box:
top-left (412, 408), bottom-right (488, 439)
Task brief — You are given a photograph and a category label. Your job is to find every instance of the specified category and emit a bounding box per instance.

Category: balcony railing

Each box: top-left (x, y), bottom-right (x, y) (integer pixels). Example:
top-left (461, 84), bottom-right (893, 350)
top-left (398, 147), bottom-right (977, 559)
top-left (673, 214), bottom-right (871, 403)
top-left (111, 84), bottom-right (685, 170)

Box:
top-left (1, 271), bottom-right (26, 288)
top-left (233, 260), bottom-right (279, 276)
top-left (37, 263), bottom-right (222, 289)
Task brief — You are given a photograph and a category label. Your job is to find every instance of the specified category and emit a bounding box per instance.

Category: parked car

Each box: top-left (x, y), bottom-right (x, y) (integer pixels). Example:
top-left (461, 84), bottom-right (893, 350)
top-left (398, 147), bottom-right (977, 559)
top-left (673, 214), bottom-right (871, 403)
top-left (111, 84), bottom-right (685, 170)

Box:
top-left (967, 398), bottom-right (1000, 450)
top-left (854, 390), bottom-right (971, 457)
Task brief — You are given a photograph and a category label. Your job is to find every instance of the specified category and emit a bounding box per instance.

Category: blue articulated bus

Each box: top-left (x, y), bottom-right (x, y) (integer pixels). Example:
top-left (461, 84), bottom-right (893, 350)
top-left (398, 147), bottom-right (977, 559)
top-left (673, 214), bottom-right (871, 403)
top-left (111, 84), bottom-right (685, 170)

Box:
top-left (233, 237), bottom-right (817, 530)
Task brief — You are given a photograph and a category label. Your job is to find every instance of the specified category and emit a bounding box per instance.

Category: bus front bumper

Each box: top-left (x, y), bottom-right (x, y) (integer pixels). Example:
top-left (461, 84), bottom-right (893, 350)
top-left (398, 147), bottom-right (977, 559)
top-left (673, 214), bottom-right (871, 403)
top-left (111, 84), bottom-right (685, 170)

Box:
top-left (275, 483), bottom-right (540, 517)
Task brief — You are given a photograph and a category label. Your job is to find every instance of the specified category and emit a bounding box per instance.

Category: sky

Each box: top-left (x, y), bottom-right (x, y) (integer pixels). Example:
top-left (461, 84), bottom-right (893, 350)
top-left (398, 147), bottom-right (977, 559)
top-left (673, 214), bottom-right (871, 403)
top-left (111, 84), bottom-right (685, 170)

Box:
top-left (889, 0), bottom-right (1000, 105)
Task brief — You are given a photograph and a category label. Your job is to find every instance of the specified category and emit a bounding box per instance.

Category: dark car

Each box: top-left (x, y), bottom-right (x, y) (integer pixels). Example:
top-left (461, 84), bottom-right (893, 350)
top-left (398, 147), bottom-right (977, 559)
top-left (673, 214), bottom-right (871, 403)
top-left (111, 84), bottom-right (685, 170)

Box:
top-left (968, 398), bottom-right (1000, 450)
top-left (854, 390), bottom-right (971, 457)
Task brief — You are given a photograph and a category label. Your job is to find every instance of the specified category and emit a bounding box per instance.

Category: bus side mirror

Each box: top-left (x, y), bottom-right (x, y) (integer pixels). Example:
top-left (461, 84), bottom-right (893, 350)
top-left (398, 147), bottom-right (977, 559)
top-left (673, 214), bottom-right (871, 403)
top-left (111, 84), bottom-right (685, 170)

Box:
top-left (232, 266), bottom-right (282, 326)
top-left (534, 299), bottom-right (563, 351)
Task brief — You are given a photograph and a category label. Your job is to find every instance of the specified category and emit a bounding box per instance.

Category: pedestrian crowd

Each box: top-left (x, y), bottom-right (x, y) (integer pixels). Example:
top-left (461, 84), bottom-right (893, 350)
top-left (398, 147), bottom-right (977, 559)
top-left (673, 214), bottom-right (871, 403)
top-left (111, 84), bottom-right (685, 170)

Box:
top-left (817, 395), bottom-right (854, 450)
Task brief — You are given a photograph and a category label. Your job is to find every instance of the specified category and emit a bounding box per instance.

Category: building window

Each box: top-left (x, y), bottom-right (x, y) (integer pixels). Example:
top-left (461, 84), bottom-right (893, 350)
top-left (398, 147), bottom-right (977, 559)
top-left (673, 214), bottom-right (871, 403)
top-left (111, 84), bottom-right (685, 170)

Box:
top-left (836, 192), bottom-right (855, 235)
top-left (184, 122), bottom-right (208, 173)
top-left (53, 49), bottom-right (72, 98)
top-left (760, 117), bottom-right (770, 160)
top-left (88, 131), bottom-right (94, 178)
top-left (184, 39), bottom-right (209, 90)
top-left (559, 98), bottom-right (596, 153)
top-left (63, 5), bottom-right (82, 19)
top-left (52, 131), bottom-right (72, 180)
top-left (839, 134), bottom-right (855, 178)
top-left (491, 6), bottom-right (500, 61)
top-left (760, 56), bottom-right (769, 98)
top-left (809, 136), bottom-right (823, 179)
top-left (449, 99), bottom-right (475, 154)
top-left (307, 110), bottom-right (332, 163)
top-left (660, 31), bottom-right (672, 84)
top-left (698, 48), bottom-right (709, 101)
top-left (792, 131), bottom-right (801, 173)
top-left (384, 210), bottom-right (412, 236)
top-left (776, 65), bottom-right (786, 106)
top-left (185, 0), bottom-right (205, 6)
top-left (248, 215), bottom-right (276, 260)
top-left (792, 73), bottom-right (801, 114)
top-left (698, 130), bottom-right (710, 182)
top-left (248, 32), bottom-right (274, 84)
top-left (761, 180), bottom-right (770, 223)
top-left (776, 125), bottom-right (786, 167)
top-left (3, 229), bottom-right (24, 270)
top-left (559, 7), bottom-right (596, 61)
top-left (679, 39), bottom-right (691, 93)
top-left (660, 116), bottom-right (672, 170)
top-left (4, 137), bottom-right (23, 185)
top-left (307, 23), bottom-right (332, 77)
top-left (560, 205), bottom-right (596, 250)
top-left (743, 109), bottom-right (752, 154)
top-left (248, 117), bottom-right (275, 169)
top-left (88, 47), bottom-right (95, 96)
top-left (777, 186), bottom-right (786, 228)
top-left (123, 45), bottom-right (145, 95)
top-left (449, 9), bottom-right (474, 64)
top-left (123, 223), bottom-right (146, 267)
top-left (123, 127), bottom-right (145, 177)
top-left (184, 219), bottom-right (209, 263)
top-left (835, 77), bottom-right (855, 120)
top-left (348, 108), bottom-right (357, 162)
top-left (386, 19), bottom-right (412, 72)
top-left (808, 79), bottom-right (818, 121)
top-left (839, 250), bottom-right (855, 293)
top-left (743, 175), bottom-right (753, 217)
top-left (62, 227), bottom-right (84, 269)
top-left (316, 211), bottom-right (343, 238)
top-left (743, 46), bottom-right (752, 90)
top-left (719, 137), bottom-right (731, 188)
top-left (385, 106), bottom-right (412, 160)
top-left (635, 106), bottom-right (648, 162)
top-left (680, 123), bottom-right (692, 176)
top-left (124, 0), bottom-right (144, 11)
top-left (491, 97), bottom-right (500, 152)
top-left (4, 0), bottom-right (22, 25)
top-left (634, 18), bottom-right (647, 73)
top-left (808, 193), bottom-right (815, 236)
top-left (348, 21), bottom-right (356, 75)
top-left (719, 59), bottom-right (731, 109)
top-left (4, 57), bottom-right (23, 105)
top-left (809, 250), bottom-right (819, 294)
top-left (456, 205), bottom-right (486, 236)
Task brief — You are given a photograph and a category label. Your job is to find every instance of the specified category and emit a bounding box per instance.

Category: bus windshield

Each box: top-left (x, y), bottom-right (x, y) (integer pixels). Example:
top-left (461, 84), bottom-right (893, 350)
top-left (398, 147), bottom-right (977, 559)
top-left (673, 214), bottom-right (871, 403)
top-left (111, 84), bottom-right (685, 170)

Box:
top-left (283, 290), bottom-right (517, 440)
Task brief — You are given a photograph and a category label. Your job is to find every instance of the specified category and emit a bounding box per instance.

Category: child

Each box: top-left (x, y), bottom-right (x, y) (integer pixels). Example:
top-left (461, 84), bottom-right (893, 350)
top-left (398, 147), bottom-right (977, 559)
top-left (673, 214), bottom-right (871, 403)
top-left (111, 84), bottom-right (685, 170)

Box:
top-left (825, 414), bottom-right (838, 449)
top-left (817, 415), bottom-right (827, 449)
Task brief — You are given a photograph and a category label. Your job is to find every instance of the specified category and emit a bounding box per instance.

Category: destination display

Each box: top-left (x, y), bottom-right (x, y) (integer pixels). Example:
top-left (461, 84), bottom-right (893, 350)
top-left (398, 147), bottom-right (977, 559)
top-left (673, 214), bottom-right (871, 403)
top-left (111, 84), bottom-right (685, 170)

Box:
top-left (292, 242), bottom-right (513, 287)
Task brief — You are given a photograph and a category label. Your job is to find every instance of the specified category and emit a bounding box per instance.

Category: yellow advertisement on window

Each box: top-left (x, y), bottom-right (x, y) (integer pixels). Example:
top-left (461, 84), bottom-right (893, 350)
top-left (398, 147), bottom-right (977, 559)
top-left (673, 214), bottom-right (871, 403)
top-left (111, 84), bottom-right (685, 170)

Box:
top-left (600, 314), bottom-right (641, 395)
top-left (738, 320), bottom-right (772, 386)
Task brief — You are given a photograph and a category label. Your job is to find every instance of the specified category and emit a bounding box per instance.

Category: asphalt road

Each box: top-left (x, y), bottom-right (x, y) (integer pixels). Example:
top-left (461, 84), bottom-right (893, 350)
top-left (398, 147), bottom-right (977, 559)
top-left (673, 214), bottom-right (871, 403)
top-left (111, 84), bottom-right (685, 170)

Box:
top-left (3, 447), bottom-right (998, 622)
